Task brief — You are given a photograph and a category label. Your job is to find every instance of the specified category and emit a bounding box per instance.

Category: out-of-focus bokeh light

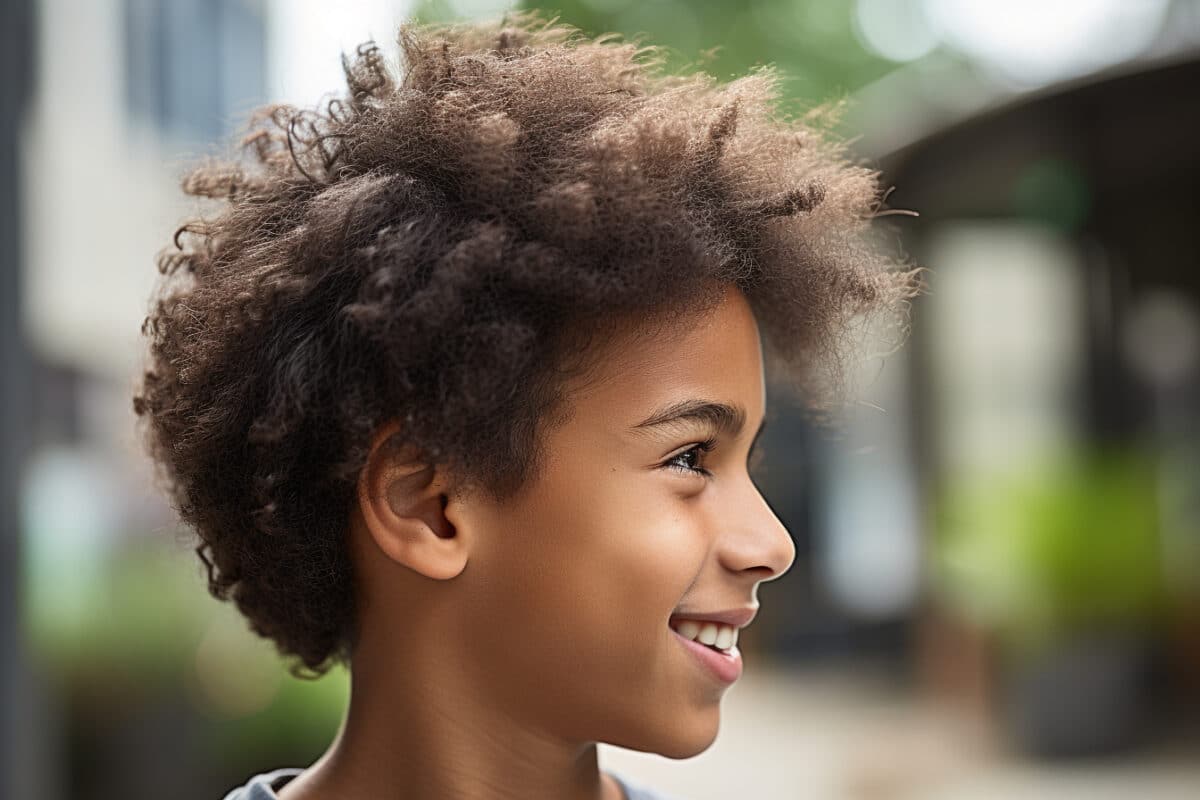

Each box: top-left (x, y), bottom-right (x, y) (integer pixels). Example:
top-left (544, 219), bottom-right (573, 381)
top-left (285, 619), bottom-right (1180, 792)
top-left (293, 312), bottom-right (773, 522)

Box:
top-left (923, 0), bottom-right (1173, 87)
top-left (852, 0), bottom-right (938, 63)
top-left (1121, 289), bottom-right (1200, 390)
top-left (190, 613), bottom-right (284, 719)
top-left (265, 0), bottom-right (412, 107)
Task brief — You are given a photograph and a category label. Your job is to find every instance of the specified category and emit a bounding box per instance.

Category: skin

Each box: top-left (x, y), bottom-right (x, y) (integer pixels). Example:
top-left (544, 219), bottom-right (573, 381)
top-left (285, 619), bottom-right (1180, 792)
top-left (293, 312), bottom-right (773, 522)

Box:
top-left (278, 284), bottom-right (795, 800)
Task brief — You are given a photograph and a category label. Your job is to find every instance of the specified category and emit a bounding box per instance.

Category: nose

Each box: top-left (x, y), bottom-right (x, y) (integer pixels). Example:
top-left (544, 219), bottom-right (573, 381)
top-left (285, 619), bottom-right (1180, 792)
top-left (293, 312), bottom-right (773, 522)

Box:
top-left (718, 476), bottom-right (796, 582)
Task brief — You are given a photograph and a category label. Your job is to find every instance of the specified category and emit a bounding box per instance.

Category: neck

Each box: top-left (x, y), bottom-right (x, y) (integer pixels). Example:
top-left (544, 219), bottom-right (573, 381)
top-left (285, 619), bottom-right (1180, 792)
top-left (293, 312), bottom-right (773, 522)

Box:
top-left (276, 631), bottom-right (625, 800)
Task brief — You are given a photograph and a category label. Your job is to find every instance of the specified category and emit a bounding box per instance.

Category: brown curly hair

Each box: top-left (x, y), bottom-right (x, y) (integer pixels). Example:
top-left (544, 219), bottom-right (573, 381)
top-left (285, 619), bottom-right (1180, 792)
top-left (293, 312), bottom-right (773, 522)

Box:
top-left (132, 11), bottom-right (924, 679)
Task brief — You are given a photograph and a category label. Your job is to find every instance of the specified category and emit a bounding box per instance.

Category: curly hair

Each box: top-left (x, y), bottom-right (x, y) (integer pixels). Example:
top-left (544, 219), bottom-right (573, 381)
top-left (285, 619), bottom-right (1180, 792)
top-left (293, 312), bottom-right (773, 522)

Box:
top-left (132, 11), bottom-right (925, 679)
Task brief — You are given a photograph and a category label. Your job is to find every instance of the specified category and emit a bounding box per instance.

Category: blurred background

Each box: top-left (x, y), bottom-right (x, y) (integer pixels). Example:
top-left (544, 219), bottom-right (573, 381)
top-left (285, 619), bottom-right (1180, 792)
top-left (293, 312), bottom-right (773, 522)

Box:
top-left (2, 0), bottom-right (1199, 798)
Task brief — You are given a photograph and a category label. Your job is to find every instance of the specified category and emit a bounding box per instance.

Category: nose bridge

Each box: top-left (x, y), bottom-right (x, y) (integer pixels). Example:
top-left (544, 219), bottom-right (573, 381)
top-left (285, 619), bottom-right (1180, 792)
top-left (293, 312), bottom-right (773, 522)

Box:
top-left (717, 473), bottom-right (796, 580)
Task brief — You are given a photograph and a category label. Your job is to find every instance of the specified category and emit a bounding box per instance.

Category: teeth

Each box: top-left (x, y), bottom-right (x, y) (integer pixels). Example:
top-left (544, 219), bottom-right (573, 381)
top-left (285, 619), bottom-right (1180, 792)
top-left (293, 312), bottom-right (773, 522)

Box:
top-left (671, 619), bottom-right (738, 651)
top-left (715, 626), bottom-right (735, 649)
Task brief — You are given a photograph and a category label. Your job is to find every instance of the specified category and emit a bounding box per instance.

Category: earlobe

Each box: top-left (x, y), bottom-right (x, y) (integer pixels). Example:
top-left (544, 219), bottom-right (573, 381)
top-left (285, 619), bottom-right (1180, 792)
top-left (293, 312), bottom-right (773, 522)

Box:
top-left (356, 420), bottom-right (470, 581)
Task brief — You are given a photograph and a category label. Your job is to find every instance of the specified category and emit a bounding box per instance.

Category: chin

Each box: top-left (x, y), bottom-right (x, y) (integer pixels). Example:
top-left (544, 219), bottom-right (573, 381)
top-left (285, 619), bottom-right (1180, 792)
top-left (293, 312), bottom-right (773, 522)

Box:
top-left (655, 739), bottom-right (718, 760)
top-left (659, 722), bottom-right (721, 760)
top-left (610, 710), bottom-right (721, 760)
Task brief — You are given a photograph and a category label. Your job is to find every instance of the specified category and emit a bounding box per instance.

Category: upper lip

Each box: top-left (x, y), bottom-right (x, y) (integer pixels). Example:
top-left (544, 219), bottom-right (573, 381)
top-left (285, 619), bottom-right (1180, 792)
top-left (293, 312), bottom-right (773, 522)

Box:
top-left (669, 605), bottom-right (758, 629)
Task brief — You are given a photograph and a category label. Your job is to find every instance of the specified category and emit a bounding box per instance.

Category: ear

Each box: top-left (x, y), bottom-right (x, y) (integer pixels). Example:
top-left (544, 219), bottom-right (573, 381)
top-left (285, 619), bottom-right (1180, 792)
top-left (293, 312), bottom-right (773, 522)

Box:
top-left (356, 419), bottom-right (469, 581)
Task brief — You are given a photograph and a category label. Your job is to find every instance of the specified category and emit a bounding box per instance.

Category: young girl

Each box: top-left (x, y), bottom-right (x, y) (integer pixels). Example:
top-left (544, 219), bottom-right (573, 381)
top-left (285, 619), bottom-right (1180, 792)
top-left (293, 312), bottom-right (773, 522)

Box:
top-left (133, 11), bottom-right (922, 800)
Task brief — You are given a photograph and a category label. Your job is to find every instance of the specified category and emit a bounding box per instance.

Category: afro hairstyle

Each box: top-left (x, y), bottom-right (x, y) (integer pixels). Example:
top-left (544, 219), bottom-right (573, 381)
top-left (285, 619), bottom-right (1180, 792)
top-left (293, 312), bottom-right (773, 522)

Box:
top-left (133, 11), bottom-right (925, 678)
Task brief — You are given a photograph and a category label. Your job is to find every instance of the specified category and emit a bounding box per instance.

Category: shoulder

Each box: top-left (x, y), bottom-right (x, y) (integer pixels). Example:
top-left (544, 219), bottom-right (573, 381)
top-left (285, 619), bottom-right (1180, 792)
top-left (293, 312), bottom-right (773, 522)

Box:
top-left (220, 767), bottom-right (304, 800)
top-left (609, 770), bottom-right (690, 800)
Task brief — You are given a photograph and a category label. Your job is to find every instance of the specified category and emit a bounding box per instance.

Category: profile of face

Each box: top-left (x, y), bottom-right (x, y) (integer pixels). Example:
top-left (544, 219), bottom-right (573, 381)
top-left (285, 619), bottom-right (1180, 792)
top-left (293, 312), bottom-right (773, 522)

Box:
top-left (353, 283), bottom-right (796, 761)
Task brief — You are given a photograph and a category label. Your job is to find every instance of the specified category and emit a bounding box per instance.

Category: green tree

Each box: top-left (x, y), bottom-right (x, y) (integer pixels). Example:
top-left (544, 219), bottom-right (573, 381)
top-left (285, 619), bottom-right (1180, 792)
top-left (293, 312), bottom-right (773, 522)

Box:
top-left (409, 0), bottom-right (898, 108)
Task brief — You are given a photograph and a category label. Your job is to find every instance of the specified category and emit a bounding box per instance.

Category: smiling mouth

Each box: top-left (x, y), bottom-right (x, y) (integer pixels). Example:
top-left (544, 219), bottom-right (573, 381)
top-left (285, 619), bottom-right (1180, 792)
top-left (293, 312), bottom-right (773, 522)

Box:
top-left (669, 624), bottom-right (743, 684)
top-left (667, 617), bottom-right (739, 654)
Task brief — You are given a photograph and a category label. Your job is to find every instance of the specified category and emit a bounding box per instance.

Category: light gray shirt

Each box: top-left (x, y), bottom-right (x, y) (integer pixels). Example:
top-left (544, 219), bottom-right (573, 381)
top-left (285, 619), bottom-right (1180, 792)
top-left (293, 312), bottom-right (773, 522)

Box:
top-left (221, 767), bottom-right (687, 800)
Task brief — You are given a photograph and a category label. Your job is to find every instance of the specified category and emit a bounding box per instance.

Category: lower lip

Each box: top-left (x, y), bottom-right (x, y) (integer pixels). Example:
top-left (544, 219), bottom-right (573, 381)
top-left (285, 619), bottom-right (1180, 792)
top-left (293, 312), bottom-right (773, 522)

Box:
top-left (671, 627), bottom-right (743, 684)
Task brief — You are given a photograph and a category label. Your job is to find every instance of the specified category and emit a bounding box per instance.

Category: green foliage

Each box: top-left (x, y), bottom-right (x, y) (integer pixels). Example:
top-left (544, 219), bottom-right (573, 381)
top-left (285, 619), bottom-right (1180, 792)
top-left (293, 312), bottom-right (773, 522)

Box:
top-left (1012, 157), bottom-right (1092, 232)
top-left (26, 539), bottom-right (210, 690)
top-left (26, 537), bottom-right (346, 765)
top-left (407, 0), bottom-right (898, 107)
top-left (932, 446), bottom-right (1171, 650)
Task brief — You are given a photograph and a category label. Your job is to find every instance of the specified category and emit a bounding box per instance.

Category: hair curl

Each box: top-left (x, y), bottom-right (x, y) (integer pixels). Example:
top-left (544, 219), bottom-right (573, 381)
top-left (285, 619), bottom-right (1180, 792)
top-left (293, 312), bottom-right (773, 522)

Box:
top-left (132, 11), bottom-right (925, 679)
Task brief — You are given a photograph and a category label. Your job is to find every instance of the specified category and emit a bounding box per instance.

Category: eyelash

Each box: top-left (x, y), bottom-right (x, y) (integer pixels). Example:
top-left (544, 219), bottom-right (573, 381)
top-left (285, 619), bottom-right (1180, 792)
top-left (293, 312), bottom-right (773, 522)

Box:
top-left (663, 437), bottom-right (717, 477)
top-left (662, 437), bottom-right (768, 478)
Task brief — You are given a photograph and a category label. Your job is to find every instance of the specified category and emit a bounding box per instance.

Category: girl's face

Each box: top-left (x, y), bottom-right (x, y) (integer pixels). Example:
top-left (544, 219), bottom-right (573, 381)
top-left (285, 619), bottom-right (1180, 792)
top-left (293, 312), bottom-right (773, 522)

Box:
top-left (459, 284), bottom-right (796, 757)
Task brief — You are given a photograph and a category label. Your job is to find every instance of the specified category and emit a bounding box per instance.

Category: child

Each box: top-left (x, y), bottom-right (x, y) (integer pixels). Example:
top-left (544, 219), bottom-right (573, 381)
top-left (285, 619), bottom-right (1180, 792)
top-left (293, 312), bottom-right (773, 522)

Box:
top-left (133, 11), bottom-right (923, 800)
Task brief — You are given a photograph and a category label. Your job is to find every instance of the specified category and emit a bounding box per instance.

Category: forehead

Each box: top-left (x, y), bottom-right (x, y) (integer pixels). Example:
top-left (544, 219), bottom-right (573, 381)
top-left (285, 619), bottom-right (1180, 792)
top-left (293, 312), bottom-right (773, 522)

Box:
top-left (565, 287), bottom-right (766, 425)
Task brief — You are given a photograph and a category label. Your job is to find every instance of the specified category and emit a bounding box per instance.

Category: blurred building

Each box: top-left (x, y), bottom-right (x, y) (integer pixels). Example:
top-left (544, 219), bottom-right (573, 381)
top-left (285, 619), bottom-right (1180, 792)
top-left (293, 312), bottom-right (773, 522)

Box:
top-left (867, 51), bottom-right (1200, 755)
top-left (8, 1), bottom-right (268, 798)
top-left (3, 4), bottom-right (37, 800)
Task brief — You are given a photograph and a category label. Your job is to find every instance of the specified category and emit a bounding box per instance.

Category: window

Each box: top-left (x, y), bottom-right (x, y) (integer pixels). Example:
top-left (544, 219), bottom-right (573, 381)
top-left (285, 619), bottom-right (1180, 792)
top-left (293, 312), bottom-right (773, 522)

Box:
top-left (123, 0), bottom-right (266, 142)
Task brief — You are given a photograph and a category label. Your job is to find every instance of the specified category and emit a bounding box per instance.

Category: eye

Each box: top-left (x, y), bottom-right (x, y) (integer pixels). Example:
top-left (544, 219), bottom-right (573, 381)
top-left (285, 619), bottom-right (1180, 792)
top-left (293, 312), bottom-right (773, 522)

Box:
top-left (662, 437), bottom-right (716, 477)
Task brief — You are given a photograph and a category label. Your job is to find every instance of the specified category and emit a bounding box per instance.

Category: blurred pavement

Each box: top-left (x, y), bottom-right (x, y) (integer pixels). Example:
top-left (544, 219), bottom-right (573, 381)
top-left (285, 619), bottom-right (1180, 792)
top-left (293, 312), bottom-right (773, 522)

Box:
top-left (601, 662), bottom-right (1200, 800)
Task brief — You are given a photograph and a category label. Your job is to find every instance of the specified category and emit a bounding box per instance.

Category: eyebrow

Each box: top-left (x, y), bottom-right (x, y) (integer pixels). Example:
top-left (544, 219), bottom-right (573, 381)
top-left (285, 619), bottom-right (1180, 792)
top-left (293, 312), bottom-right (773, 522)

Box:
top-left (632, 398), bottom-right (767, 448)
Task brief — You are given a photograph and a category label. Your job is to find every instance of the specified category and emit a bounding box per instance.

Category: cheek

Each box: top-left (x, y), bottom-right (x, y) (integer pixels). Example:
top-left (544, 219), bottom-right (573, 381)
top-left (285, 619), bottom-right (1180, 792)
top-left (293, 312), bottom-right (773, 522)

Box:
top-left (466, 472), bottom-right (721, 742)
top-left (488, 475), bottom-right (699, 662)
top-left (536, 479), bottom-right (691, 634)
